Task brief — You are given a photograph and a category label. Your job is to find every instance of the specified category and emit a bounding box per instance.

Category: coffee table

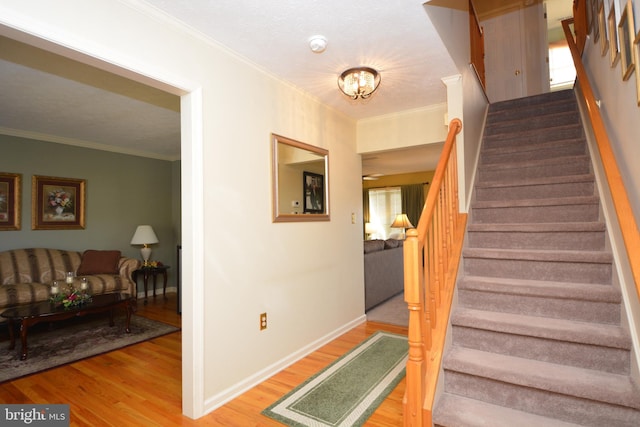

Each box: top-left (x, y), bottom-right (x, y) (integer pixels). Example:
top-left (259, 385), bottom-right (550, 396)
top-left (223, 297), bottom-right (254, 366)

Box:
top-left (1, 293), bottom-right (135, 360)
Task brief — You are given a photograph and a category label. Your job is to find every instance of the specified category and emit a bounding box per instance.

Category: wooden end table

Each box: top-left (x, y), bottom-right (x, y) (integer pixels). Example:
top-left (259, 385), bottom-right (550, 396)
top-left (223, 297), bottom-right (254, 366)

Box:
top-left (1, 293), bottom-right (134, 361)
top-left (132, 265), bottom-right (170, 305)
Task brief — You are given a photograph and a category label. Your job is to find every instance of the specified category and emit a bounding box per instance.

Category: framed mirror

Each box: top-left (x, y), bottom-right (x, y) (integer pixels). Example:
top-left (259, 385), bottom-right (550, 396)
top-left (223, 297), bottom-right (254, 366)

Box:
top-left (271, 133), bottom-right (330, 222)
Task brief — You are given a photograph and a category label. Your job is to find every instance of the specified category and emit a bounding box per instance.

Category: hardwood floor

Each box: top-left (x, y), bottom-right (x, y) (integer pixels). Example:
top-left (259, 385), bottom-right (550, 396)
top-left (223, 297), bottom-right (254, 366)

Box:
top-left (0, 294), bottom-right (407, 426)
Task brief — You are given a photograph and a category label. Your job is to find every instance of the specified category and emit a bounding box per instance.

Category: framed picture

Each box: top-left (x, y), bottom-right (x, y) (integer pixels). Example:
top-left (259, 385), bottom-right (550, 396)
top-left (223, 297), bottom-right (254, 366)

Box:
top-left (592, 0), bottom-right (601, 43)
top-left (635, 30), bottom-right (640, 105)
top-left (0, 172), bottom-right (21, 231)
top-left (598, 1), bottom-right (608, 56)
top-left (303, 171), bottom-right (324, 214)
top-left (32, 175), bottom-right (85, 230)
top-left (609, 2), bottom-right (621, 66)
top-left (619, 0), bottom-right (636, 81)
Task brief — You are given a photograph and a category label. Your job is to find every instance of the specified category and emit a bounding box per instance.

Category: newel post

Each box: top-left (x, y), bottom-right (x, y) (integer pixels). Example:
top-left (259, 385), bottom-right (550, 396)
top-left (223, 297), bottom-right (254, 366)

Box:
top-left (404, 228), bottom-right (426, 426)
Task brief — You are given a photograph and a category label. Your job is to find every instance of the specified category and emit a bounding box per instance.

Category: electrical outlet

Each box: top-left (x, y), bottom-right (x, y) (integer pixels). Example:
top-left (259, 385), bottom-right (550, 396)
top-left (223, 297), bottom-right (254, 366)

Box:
top-left (260, 312), bottom-right (267, 330)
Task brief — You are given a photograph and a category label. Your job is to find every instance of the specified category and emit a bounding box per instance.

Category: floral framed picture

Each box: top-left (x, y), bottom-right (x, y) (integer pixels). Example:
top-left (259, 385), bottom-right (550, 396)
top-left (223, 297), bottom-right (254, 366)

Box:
top-left (0, 172), bottom-right (21, 231)
top-left (32, 175), bottom-right (86, 230)
top-left (618, 0), bottom-right (636, 81)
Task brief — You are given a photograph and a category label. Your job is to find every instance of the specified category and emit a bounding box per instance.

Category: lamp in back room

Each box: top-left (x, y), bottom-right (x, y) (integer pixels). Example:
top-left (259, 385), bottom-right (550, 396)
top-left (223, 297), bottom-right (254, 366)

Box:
top-left (130, 225), bottom-right (159, 266)
top-left (390, 214), bottom-right (414, 240)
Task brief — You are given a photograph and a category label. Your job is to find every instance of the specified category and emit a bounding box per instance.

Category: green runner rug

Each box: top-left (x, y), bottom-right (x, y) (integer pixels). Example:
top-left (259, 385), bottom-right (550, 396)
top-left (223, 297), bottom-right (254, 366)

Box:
top-left (262, 331), bottom-right (408, 427)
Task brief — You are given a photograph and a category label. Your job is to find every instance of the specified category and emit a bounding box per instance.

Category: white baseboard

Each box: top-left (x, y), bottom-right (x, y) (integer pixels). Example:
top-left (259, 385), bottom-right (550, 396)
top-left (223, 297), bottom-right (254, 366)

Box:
top-left (201, 315), bottom-right (367, 415)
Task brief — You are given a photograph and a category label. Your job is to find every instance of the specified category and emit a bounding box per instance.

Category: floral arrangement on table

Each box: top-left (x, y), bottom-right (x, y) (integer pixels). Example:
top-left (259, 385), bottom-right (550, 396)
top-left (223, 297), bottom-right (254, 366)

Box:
top-left (48, 189), bottom-right (72, 212)
top-left (50, 281), bottom-right (92, 308)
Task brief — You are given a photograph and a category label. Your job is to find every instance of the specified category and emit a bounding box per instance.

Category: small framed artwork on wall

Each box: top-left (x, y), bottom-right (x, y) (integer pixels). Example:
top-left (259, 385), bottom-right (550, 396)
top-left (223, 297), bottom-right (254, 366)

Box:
top-left (592, 0), bottom-right (601, 43)
top-left (598, 1), bottom-right (608, 56)
top-left (609, 2), bottom-right (621, 66)
top-left (32, 175), bottom-right (86, 230)
top-left (303, 171), bottom-right (324, 214)
top-left (618, 0), bottom-right (636, 81)
top-left (635, 30), bottom-right (640, 105)
top-left (0, 172), bottom-right (21, 231)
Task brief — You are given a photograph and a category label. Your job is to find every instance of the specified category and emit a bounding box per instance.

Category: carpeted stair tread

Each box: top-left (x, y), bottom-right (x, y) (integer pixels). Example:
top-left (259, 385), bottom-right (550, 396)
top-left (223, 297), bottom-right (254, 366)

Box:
top-left (475, 173), bottom-right (594, 190)
top-left (488, 91), bottom-right (575, 114)
top-left (434, 394), bottom-right (583, 427)
top-left (443, 347), bottom-right (640, 410)
top-left (486, 102), bottom-right (578, 126)
top-left (484, 124), bottom-right (582, 143)
top-left (452, 307), bottom-right (630, 349)
top-left (478, 148), bottom-right (589, 166)
top-left (459, 275), bottom-right (620, 302)
top-left (463, 247), bottom-right (612, 264)
top-left (467, 222), bottom-right (605, 233)
top-left (472, 195), bottom-right (599, 209)
top-left (485, 111), bottom-right (581, 136)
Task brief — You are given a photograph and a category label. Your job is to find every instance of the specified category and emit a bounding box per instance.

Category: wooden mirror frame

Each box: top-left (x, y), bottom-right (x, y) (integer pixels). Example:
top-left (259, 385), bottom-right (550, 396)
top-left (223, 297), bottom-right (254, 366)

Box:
top-left (271, 133), bottom-right (330, 222)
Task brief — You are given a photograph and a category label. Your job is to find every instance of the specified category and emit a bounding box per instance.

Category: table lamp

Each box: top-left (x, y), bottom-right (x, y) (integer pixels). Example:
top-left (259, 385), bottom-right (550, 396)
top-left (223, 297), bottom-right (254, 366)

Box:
top-left (390, 214), bottom-right (414, 239)
top-left (130, 225), bottom-right (159, 265)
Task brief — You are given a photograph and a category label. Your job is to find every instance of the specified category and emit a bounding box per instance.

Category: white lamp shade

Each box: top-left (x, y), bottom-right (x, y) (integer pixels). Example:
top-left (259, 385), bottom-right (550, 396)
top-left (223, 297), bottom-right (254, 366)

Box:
top-left (390, 214), bottom-right (414, 229)
top-left (130, 225), bottom-right (159, 245)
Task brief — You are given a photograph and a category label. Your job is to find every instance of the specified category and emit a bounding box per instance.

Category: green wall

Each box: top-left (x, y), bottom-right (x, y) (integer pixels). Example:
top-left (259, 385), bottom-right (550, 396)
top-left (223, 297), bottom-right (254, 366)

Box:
top-left (0, 134), bottom-right (179, 286)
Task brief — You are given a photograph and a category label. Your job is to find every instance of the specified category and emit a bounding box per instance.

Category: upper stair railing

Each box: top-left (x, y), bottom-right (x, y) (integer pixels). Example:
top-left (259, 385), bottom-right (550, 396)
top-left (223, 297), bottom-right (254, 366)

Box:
top-left (562, 18), bottom-right (640, 300)
top-left (403, 118), bottom-right (467, 426)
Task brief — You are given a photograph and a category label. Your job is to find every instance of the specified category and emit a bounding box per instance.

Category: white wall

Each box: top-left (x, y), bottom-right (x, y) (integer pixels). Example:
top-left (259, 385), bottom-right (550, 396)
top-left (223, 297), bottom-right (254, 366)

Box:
top-left (0, 0), bottom-right (364, 419)
top-left (425, 2), bottom-right (489, 211)
top-left (583, 1), bottom-right (640, 224)
top-left (581, 0), bottom-right (640, 380)
top-left (356, 103), bottom-right (448, 153)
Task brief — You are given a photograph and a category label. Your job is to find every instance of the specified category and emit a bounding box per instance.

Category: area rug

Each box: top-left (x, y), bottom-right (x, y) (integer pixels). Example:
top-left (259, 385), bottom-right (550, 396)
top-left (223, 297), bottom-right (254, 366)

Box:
top-left (0, 314), bottom-right (179, 383)
top-left (262, 331), bottom-right (408, 427)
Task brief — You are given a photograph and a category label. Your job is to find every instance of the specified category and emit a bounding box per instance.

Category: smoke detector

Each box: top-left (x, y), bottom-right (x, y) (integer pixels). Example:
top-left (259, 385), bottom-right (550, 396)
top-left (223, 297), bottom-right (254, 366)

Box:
top-left (308, 35), bottom-right (327, 53)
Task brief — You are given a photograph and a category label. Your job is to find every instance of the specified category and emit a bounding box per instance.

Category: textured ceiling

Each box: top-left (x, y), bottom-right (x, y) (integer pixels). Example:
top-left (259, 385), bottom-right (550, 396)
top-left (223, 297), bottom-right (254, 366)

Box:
top-left (0, 0), bottom-right (573, 174)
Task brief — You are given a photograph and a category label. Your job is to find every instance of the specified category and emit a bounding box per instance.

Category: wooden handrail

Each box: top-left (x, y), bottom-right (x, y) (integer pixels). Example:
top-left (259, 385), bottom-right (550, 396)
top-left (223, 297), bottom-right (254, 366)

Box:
top-left (403, 119), bottom-right (467, 426)
top-left (562, 18), bottom-right (640, 300)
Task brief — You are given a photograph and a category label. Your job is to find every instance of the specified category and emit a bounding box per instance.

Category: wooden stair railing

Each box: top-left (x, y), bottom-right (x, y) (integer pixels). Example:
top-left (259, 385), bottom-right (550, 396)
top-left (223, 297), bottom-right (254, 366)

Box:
top-left (403, 118), bottom-right (467, 426)
top-left (562, 18), bottom-right (640, 300)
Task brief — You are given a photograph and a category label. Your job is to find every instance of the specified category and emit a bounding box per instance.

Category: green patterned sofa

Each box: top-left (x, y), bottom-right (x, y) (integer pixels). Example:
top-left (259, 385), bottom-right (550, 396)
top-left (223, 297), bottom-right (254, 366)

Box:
top-left (0, 248), bottom-right (141, 319)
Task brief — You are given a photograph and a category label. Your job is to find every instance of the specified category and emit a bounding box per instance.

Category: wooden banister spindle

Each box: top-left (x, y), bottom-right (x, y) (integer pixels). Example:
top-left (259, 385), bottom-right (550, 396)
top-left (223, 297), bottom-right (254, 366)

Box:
top-left (403, 119), bottom-right (464, 426)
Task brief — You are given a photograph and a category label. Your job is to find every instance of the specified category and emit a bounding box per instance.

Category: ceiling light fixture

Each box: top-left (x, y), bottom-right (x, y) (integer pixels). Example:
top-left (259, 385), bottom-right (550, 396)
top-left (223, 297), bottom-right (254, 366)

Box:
top-left (337, 67), bottom-right (380, 100)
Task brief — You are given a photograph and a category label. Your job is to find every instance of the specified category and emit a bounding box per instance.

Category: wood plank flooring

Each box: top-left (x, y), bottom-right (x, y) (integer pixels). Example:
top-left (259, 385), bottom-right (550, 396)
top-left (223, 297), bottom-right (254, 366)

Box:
top-left (0, 293), bottom-right (407, 426)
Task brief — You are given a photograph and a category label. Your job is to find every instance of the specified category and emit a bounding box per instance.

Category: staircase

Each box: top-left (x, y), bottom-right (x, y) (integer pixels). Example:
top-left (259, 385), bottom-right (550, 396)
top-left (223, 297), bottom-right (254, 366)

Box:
top-left (432, 90), bottom-right (640, 426)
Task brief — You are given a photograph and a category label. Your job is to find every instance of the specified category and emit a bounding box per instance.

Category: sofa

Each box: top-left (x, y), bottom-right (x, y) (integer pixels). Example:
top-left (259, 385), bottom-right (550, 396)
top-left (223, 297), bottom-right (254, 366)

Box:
top-left (363, 239), bottom-right (404, 311)
top-left (0, 248), bottom-right (141, 319)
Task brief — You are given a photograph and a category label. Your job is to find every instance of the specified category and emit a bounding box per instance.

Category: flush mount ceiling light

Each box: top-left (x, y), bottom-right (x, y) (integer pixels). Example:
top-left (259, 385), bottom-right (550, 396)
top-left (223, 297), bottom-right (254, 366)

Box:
top-left (337, 67), bottom-right (381, 100)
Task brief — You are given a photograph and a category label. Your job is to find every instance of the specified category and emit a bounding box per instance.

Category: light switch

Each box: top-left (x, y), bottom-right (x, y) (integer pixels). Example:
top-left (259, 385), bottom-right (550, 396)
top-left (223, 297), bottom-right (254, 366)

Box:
top-left (351, 213), bottom-right (356, 224)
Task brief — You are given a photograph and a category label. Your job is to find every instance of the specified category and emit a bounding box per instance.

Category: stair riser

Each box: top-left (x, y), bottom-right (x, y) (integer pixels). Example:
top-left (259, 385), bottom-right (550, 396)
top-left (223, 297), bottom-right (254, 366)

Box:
top-left (475, 181), bottom-right (594, 202)
top-left (467, 230), bottom-right (606, 251)
top-left (443, 371), bottom-right (640, 426)
top-left (485, 113), bottom-right (581, 137)
top-left (489, 92), bottom-right (575, 112)
top-left (457, 289), bottom-right (620, 323)
top-left (481, 142), bottom-right (586, 165)
top-left (484, 126), bottom-right (583, 150)
top-left (463, 257), bottom-right (612, 284)
top-left (451, 326), bottom-right (630, 374)
top-left (487, 101), bottom-right (577, 124)
top-left (471, 203), bottom-right (600, 224)
top-left (478, 160), bottom-right (591, 182)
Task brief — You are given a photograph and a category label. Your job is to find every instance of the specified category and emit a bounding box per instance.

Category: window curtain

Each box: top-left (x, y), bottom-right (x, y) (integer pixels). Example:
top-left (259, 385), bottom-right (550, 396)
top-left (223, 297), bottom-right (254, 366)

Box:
top-left (362, 189), bottom-right (370, 235)
top-left (401, 184), bottom-right (424, 229)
